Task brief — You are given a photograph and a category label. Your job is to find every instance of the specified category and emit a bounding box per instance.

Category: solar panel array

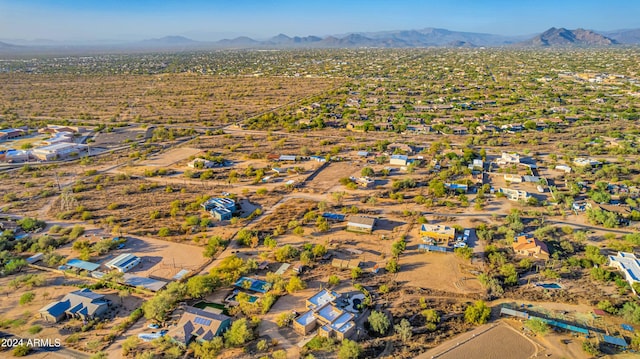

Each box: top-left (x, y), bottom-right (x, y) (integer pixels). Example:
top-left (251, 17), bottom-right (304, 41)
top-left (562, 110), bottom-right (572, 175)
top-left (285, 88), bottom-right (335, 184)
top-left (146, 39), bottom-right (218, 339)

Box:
top-left (194, 317), bottom-right (212, 326)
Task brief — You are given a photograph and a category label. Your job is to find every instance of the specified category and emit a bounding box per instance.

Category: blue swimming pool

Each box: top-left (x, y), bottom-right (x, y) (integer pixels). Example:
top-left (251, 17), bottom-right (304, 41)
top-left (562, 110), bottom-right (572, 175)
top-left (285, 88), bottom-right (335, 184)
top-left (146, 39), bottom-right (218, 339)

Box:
top-left (537, 283), bottom-right (561, 289)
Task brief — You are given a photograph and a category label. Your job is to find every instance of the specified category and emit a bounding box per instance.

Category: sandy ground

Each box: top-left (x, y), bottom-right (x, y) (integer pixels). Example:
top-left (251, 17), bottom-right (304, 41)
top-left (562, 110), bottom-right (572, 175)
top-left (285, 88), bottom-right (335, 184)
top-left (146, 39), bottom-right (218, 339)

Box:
top-left (139, 147), bottom-right (202, 167)
top-left (396, 247), bottom-right (483, 294)
top-left (418, 322), bottom-right (538, 359)
top-left (55, 228), bottom-right (210, 281)
top-left (0, 270), bottom-right (144, 358)
top-left (304, 161), bottom-right (360, 193)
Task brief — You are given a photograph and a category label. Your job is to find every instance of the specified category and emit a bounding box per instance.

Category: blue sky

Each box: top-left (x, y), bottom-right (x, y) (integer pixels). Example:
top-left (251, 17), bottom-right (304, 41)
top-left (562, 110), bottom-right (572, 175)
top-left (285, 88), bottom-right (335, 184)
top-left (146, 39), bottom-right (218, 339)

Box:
top-left (1, 0), bottom-right (638, 42)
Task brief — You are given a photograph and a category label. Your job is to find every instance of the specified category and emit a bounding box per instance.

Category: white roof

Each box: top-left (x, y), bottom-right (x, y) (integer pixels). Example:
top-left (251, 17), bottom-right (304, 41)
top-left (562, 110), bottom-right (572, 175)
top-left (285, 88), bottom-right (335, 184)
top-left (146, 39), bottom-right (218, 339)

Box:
top-left (609, 252), bottom-right (640, 282)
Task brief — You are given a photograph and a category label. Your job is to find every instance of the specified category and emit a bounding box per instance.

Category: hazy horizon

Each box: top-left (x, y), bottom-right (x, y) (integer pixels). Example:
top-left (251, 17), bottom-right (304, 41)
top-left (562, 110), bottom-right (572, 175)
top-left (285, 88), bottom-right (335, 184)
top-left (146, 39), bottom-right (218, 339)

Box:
top-left (1, 0), bottom-right (639, 44)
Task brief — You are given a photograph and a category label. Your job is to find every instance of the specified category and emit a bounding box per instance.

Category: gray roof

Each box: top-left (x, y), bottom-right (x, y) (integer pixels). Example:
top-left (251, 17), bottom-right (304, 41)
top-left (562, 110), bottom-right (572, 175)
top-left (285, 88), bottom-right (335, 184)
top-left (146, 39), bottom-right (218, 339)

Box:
top-left (347, 216), bottom-right (376, 227)
top-left (169, 306), bottom-right (231, 345)
top-left (39, 288), bottom-right (108, 319)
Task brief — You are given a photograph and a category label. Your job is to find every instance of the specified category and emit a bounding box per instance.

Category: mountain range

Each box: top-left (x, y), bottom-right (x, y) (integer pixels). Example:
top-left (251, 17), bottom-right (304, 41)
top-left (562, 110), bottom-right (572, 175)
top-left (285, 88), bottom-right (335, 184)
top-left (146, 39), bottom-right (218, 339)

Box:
top-left (1, 27), bottom-right (639, 53)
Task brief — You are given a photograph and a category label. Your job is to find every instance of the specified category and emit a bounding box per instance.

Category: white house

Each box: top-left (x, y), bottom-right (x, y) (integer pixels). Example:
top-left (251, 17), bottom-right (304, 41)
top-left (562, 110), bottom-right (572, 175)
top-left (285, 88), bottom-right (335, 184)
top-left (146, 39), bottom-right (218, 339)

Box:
top-left (32, 143), bottom-right (87, 161)
top-left (608, 252), bottom-right (640, 294)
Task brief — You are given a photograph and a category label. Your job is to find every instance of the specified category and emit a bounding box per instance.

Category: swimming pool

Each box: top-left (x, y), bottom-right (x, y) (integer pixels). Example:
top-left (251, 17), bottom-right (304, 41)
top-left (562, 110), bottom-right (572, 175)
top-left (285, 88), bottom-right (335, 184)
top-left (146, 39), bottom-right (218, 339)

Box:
top-left (537, 283), bottom-right (561, 289)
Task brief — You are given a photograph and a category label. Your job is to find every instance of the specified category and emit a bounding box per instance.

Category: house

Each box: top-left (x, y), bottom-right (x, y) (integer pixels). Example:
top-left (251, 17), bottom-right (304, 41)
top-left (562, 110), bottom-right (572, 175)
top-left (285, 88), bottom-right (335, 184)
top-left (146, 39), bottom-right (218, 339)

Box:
top-left (201, 198), bottom-right (236, 221)
top-left (105, 253), bottom-right (141, 273)
top-left (3, 149), bottom-right (30, 162)
top-left (420, 224), bottom-right (455, 242)
top-left (355, 177), bottom-right (375, 188)
top-left (346, 216), bottom-right (376, 233)
top-left (0, 221), bottom-right (17, 232)
top-left (388, 143), bottom-right (413, 154)
top-left (499, 188), bottom-right (529, 201)
top-left (497, 152), bottom-right (520, 165)
top-left (504, 174), bottom-right (523, 183)
top-left (476, 125), bottom-right (499, 134)
top-left (554, 164), bottom-right (572, 173)
top-left (608, 252), bottom-right (640, 294)
top-left (32, 143), bottom-right (88, 161)
top-left (389, 154), bottom-right (409, 166)
top-left (573, 157), bottom-right (602, 167)
top-left (279, 155), bottom-right (297, 162)
top-left (357, 151), bottom-right (369, 157)
top-left (168, 306), bottom-right (232, 346)
top-left (187, 158), bottom-right (215, 169)
top-left (293, 290), bottom-right (356, 341)
top-left (445, 183), bottom-right (469, 193)
top-left (331, 259), bottom-right (361, 270)
top-left (39, 288), bottom-right (110, 323)
top-left (41, 132), bottom-right (74, 145)
top-left (451, 126), bottom-right (467, 135)
top-left (0, 128), bottom-right (27, 140)
top-left (512, 234), bottom-right (549, 260)
top-left (39, 124), bottom-right (87, 134)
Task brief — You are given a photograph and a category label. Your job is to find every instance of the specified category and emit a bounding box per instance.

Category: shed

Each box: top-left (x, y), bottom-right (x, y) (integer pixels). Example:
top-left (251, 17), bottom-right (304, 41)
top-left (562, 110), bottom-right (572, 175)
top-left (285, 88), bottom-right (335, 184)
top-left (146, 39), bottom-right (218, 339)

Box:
top-left (105, 253), bottom-right (141, 273)
top-left (66, 258), bottom-right (101, 272)
top-left (346, 216), bottom-right (376, 233)
top-left (26, 253), bottom-right (44, 264)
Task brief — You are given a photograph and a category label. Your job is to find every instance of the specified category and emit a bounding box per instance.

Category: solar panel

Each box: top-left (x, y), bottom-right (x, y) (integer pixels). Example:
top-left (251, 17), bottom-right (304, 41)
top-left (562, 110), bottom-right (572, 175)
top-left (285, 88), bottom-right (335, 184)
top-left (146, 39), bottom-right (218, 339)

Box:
top-left (194, 317), bottom-right (212, 326)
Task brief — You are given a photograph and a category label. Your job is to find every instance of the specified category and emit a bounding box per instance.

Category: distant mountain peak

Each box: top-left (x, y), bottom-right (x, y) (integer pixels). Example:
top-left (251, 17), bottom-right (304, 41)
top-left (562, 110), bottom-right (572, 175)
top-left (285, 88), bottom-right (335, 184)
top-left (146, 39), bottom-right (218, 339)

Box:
top-left (520, 27), bottom-right (617, 47)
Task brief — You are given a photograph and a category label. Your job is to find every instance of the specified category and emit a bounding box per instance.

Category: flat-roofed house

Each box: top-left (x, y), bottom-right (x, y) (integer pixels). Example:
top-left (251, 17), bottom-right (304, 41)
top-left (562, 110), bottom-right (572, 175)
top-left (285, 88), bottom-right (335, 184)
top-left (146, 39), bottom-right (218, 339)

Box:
top-left (32, 143), bottom-right (87, 161)
top-left (420, 224), bottom-right (455, 242)
top-left (608, 252), bottom-right (640, 294)
top-left (292, 290), bottom-right (356, 341)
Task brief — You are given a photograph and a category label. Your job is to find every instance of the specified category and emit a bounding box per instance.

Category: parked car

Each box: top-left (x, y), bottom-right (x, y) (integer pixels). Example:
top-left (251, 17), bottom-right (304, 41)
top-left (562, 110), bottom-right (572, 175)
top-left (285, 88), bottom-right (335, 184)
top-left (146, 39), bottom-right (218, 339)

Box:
top-left (148, 323), bottom-right (160, 329)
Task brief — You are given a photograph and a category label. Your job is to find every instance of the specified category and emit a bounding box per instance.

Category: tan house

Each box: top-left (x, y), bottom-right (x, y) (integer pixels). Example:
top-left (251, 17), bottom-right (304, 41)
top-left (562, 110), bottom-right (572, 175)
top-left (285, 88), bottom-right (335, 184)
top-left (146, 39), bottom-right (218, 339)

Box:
top-left (512, 235), bottom-right (549, 260)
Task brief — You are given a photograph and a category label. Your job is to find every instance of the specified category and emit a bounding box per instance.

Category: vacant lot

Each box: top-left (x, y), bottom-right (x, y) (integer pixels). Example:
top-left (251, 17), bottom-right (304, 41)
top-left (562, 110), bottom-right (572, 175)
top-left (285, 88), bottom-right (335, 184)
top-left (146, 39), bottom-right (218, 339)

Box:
top-left (139, 147), bottom-right (202, 167)
top-left (397, 248), bottom-right (483, 294)
top-left (0, 73), bottom-right (338, 124)
top-left (304, 161), bottom-right (359, 193)
top-left (421, 323), bottom-right (537, 359)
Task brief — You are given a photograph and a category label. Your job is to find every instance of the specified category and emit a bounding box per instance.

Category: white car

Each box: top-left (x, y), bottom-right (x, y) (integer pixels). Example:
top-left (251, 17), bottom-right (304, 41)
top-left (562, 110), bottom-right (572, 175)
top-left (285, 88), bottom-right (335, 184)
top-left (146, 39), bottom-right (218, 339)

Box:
top-left (454, 242), bottom-right (467, 248)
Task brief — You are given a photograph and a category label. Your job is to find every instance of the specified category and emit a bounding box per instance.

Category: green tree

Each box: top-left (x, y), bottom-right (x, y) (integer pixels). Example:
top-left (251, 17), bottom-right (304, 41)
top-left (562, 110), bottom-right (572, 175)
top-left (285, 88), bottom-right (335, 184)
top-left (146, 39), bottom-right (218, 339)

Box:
top-left (361, 167), bottom-right (374, 177)
top-left (142, 292), bottom-right (176, 323)
top-left (328, 275), bottom-right (340, 286)
top-left (19, 292), bottom-right (35, 305)
top-left (394, 318), bottom-right (413, 343)
top-left (368, 310), bottom-right (390, 335)
top-left (422, 309), bottom-right (440, 324)
top-left (224, 318), bottom-right (252, 346)
top-left (524, 318), bottom-right (549, 336)
top-left (186, 275), bottom-right (217, 298)
top-left (286, 276), bottom-right (306, 293)
top-left (500, 264), bottom-right (518, 286)
top-left (464, 300), bottom-right (491, 325)
top-left (351, 267), bottom-right (362, 280)
top-left (385, 258), bottom-right (399, 273)
top-left (338, 339), bottom-right (362, 359)
top-left (190, 337), bottom-right (223, 358)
